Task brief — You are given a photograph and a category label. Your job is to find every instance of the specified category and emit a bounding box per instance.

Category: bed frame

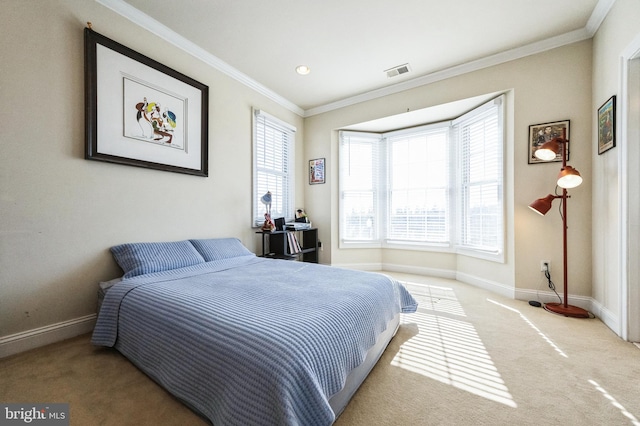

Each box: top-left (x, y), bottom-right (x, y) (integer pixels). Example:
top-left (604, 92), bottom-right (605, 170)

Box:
top-left (328, 313), bottom-right (400, 417)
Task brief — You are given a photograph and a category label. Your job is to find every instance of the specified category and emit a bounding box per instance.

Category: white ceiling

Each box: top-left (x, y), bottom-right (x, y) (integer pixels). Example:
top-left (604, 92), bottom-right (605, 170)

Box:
top-left (102, 0), bottom-right (610, 116)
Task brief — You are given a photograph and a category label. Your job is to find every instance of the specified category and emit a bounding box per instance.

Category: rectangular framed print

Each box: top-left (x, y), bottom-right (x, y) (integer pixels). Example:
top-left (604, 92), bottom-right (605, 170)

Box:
top-left (309, 158), bottom-right (325, 184)
top-left (528, 120), bottom-right (570, 164)
top-left (598, 95), bottom-right (616, 155)
top-left (85, 28), bottom-right (209, 176)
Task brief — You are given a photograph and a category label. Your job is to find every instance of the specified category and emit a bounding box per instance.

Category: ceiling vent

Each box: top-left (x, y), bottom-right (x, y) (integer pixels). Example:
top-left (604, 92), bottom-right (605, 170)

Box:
top-left (385, 63), bottom-right (411, 78)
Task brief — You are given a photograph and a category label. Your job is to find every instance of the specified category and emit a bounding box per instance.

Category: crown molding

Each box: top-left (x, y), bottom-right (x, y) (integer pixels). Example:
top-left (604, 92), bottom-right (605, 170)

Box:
top-left (306, 0), bottom-right (616, 116)
top-left (98, 0), bottom-right (613, 119)
top-left (586, 0), bottom-right (616, 36)
top-left (304, 27), bottom-right (592, 117)
top-left (96, 0), bottom-right (304, 116)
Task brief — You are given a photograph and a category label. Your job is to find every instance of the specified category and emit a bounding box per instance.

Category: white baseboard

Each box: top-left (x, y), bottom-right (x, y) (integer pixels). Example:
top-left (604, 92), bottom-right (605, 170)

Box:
top-left (589, 298), bottom-right (619, 334)
top-left (378, 263), bottom-right (512, 299)
top-left (0, 314), bottom-right (96, 359)
top-left (332, 262), bottom-right (457, 280)
top-left (515, 287), bottom-right (593, 307)
top-left (331, 262), bottom-right (384, 272)
top-left (516, 287), bottom-right (616, 324)
top-left (337, 262), bottom-right (615, 327)
top-left (455, 271), bottom-right (516, 299)
top-left (381, 263), bottom-right (457, 280)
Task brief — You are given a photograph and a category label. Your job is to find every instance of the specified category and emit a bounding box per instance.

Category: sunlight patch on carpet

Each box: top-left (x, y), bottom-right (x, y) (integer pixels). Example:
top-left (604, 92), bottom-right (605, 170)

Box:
top-left (392, 283), bottom-right (517, 408)
top-left (589, 379), bottom-right (640, 425)
top-left (400, 282), bottom-right (466, 317)
top-left (487, 299), bottom-right (568, 358)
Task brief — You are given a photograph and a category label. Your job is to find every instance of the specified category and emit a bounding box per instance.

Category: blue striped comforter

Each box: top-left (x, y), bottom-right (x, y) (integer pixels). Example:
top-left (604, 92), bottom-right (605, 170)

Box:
top-left (92, 255), bottom-right (417, 425)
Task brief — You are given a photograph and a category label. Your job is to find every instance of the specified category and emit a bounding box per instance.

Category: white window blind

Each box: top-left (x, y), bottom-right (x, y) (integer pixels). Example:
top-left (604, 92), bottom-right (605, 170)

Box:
top-left (454, 98), bottom-right (503, 254)
top-left (253, 109), bottom-right (295, 226)
top-left (339, 131), bottom-right (381, 243)
top-left (339, 95), bottom-right (504, 259)
top-left (388, 127), bottom-right (449, 243)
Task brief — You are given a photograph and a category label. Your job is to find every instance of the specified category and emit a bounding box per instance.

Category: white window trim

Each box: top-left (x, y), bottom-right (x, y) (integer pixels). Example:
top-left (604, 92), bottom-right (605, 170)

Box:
top-left (452, 96), bottom-right (505, 262)
top-left (338, 131), bottom-right (382, 248)
top-left (338, 95), bottom-right (505, 263)
top-left (252, 108), bottom-right (296, 227)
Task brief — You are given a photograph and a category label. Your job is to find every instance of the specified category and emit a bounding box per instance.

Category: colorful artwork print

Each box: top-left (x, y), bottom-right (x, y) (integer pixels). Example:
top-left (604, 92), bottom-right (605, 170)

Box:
top-left (309, 158), bottom-right (325, 184)
top-left (123, 76), bottom-right (186, 151)
top-left (597, 96), bottom-right (615, 155)
top-left (136, 99), bottom-right (176, 143)
top-left (85, 28), bottom-right (208, 176)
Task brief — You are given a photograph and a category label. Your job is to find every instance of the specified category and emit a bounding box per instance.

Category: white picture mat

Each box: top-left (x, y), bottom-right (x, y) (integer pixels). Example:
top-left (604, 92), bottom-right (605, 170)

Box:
top-left (96, 45), bottom-right (202, 170)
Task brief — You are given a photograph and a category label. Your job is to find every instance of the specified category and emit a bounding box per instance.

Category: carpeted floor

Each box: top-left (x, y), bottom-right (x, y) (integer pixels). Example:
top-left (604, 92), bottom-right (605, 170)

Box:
top-left (1, 272), bottom-right (639, 425)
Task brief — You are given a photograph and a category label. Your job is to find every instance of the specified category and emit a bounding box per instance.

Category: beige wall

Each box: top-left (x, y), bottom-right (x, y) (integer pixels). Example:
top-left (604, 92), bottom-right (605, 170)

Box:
top-left (0, 0), bottom-right (303, 338)
top-left (591, 0), bottom-right (640, 332)
top-left (3, 0), bottom-right (639, 345)
top-left (305, 40), bottom-right (594, 301)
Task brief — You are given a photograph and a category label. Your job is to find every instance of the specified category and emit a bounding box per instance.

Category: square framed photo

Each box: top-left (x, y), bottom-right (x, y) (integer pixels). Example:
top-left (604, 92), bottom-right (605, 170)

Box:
top-left (528, 120), bottom-right (570, 164)
top-left (309, 158), bottom-right (325, 184)
top-left (85, 28), bottom-right (209, 176)
top-left (598, 95), bottom-right (616, 155)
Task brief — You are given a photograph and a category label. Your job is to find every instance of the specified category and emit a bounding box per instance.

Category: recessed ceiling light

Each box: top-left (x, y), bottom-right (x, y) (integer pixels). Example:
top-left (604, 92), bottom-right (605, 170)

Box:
top-left (296, 65), bottom-right (311, 75)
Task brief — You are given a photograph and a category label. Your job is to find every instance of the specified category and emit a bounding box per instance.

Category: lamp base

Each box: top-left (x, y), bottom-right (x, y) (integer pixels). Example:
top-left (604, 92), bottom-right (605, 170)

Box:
top-left (544, 302), bottom-right (590, 318)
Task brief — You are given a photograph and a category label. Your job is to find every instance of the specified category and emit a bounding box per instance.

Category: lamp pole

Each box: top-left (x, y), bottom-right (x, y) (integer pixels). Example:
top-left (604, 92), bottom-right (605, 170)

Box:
top-left (543, 131), bottom-right (589, 318)
top-left (561, 132), bottom-right (569, 310)
top-left (561, 185), bottom-right (569, 310)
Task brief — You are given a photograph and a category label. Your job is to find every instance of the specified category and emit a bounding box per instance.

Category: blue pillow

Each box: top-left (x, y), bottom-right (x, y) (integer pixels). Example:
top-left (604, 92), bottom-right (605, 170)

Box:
top-left (111, 240), bottom-right (206, 278)
top-left (189, 238), bottom-right (254, 262)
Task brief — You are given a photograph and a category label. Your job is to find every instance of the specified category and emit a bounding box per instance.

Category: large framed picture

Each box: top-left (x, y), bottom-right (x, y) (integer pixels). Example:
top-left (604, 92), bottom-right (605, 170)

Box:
top-left (309, 158), bottom-right (325, 184)
top-left (598, 95), bottom-right (616, 155)
top-left (85, 28), bottom-right (209, 176)
top-left (528, 120), bottom-right (570, 164)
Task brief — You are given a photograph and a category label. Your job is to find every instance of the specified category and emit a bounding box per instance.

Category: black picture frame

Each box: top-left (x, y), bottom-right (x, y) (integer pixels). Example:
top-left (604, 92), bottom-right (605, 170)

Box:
top-left (274, 217), bottom-right (286, 231)
top-left (598, 95), bottom-right (616, 155)
top-left (84, 28), bottom-right (209, 176)
top-left (528, 120), bottom-right (570, 164)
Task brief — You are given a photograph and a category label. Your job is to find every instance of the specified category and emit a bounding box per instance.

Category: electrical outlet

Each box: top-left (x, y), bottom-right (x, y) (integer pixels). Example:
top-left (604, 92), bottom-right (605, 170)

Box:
top-left (540, 260), bottom-right (550, 272)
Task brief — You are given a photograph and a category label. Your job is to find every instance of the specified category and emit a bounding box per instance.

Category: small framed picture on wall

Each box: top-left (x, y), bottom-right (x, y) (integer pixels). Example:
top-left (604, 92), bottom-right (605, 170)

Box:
top-left (528, 120), bottom-right (570, 164)
top-left (309, 158), bottom-right (325, 184)
top-left (597, 95), bottom-right (616, 155)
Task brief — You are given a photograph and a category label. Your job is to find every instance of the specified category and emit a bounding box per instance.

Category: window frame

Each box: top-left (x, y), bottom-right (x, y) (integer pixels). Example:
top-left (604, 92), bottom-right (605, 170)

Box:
top-left (252, 108), bottom-right (296, 227)
top-left (385, 123), bottom-right (452, 247)
top-left (453, 97), bottom-right (505, 262)
top-left (338, 96), bottom-right (505, 262)
top-left (338, 131), bottom-right (383, 248)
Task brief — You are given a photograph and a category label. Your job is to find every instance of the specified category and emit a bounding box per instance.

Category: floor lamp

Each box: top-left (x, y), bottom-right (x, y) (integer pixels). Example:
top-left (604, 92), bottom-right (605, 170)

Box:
top-left (528, 129), bottom-right (590, 318)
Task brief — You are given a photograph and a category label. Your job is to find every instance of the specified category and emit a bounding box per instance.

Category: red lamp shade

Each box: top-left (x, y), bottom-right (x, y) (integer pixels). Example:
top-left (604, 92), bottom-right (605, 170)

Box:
top-left (528, 194), bottom-right (556, 215)
top-left (528, 127), bottom-right (590, 318)
top-left (557, 166), bottom-right (583, 189)
top-left (534, 138), bottom-right (562, 161)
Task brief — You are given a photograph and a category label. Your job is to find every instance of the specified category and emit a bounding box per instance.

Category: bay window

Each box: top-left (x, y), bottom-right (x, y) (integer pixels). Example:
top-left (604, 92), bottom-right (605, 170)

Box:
top-left (339, 96), bottom-right (504, 260)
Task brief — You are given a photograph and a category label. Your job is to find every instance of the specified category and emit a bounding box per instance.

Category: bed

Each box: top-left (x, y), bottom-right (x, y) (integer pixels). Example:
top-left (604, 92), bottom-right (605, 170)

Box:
top-left (92, 238), bottom-right (417, 425)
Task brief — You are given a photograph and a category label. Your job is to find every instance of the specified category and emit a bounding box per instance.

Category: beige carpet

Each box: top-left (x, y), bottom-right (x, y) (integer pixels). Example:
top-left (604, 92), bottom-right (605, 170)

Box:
top-left (2, 272), bottom-right (639, 425)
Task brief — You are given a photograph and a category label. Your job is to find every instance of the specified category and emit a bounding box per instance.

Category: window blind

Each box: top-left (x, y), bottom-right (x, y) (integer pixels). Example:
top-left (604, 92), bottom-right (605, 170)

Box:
top-left (339, 131), bottom-right (381, 243)
top-left (454, 98), bottom-right (503, 253)
top-left (338, 95), bottom-right (504, 259)
top-left (253, 109), bottom-right (295, 226)
top-left (387, 127), bottom-right (449, 243)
